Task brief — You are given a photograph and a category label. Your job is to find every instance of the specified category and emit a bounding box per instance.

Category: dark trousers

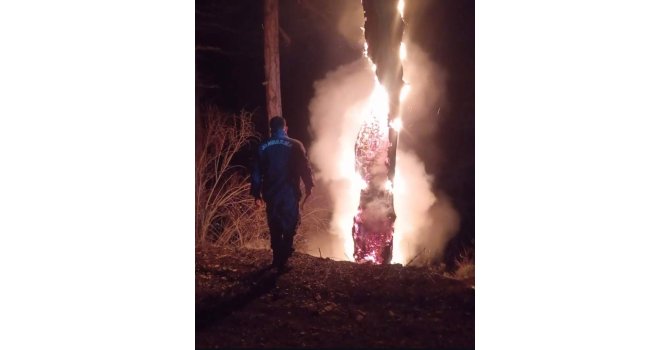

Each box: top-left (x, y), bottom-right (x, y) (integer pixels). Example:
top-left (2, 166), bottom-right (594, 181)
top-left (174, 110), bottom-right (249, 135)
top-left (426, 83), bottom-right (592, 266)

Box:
top-left (265, 187), bottom-right (300, 261)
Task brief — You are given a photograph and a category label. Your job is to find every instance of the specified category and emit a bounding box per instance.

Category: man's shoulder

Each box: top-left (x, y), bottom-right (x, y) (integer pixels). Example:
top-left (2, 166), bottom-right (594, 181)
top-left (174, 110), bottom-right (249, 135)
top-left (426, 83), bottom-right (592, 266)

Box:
top-left (286, 136), bottom-right (305, 147)
top-left (285, 137), bottom-right (307, 152)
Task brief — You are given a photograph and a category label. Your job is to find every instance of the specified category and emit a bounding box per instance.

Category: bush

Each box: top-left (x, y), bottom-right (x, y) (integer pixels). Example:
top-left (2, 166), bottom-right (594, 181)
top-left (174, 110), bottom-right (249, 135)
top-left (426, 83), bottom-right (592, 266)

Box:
top-left (195, 108), bottom-right (266, 248)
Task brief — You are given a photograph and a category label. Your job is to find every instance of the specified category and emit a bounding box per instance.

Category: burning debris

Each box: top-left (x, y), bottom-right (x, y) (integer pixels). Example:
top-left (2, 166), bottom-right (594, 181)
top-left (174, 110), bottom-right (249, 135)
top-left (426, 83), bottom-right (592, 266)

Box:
top-left (352, 0), bottom-right (406, 264)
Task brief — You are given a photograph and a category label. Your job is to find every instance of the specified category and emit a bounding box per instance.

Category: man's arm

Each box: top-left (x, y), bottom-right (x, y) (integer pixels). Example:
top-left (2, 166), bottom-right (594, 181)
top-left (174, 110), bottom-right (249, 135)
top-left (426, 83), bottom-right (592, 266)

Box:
top-left (250, 147), bottom-right (263, 201)
top-left (295, 140), bottom-right (314, 195)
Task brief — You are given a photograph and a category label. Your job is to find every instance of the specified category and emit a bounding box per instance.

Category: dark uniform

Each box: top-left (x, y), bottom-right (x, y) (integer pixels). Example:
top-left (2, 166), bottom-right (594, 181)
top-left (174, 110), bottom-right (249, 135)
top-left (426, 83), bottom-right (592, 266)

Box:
top-left (251, 126), bottom-right (314, 267)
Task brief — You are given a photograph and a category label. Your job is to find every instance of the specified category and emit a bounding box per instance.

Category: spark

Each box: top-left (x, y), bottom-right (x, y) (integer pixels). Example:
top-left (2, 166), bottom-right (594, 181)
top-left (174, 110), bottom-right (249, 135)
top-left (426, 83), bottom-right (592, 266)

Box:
top-left (399, 42), bottom-right (407, 61)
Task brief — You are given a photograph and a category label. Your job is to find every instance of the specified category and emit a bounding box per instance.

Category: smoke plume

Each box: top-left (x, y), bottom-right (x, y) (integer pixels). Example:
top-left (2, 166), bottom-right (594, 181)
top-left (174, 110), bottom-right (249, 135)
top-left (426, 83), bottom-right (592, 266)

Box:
top-left (307, 58), bottom-right (376, 260)
top-left (391, 39), bottom-right (460, 264)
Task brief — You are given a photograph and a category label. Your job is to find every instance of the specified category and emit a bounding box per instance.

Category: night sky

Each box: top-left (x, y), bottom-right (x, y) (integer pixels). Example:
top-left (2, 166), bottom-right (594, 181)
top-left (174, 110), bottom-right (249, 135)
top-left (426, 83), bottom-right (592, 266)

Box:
top-left (195, 0), bottom-right (474, 259)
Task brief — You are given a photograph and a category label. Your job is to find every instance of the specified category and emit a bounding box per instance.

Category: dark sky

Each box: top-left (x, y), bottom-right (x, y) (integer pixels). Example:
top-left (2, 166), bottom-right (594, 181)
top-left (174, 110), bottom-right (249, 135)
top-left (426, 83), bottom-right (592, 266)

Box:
top-left (195, 0), bottom-right (474, 255)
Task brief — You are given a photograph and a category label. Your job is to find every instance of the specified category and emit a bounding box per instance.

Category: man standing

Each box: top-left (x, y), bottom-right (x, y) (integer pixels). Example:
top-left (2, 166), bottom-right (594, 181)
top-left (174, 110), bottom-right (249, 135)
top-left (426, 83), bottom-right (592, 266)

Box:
top-left (251, 116), bottom-right (314, 269)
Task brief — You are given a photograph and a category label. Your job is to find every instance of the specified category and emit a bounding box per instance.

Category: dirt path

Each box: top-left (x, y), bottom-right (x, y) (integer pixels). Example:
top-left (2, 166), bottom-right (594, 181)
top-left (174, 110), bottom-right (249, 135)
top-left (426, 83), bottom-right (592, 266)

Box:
top-left (196, 247), bottom-right (474, 349)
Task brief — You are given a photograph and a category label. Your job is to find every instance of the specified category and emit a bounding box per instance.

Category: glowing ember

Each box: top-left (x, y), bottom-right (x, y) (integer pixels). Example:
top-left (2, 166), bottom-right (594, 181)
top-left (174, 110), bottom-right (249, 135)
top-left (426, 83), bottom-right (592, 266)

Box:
top-left (351, 102), bottom-right (396, 264)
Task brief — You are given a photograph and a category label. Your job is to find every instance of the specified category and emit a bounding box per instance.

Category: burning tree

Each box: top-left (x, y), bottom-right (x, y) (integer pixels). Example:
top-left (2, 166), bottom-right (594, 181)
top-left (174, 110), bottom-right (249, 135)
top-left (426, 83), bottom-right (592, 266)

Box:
top-left (352, 0), bottom-right (406, 264)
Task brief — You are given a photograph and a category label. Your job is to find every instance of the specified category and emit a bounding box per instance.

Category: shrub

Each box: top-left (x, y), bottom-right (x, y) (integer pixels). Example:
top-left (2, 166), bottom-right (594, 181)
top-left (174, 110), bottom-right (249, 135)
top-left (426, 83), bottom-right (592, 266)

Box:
top-left (195, 108), bottom-right (265, 248)
top-left (448, 248), bottom-right (475, 281)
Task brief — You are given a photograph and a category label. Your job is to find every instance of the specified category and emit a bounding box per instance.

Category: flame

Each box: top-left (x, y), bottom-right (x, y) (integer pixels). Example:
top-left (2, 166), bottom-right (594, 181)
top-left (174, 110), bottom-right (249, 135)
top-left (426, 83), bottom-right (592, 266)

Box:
top-left (350, 61), bottom-right (395, 264)
top-left (384, 179), bottom-right (394, 192)
top-left (390, 118), bottom-right (403, 132)
top-left (357, 176), bottom-right (369, 191)
top-left (399, 84), bottom-right (411, 103)
top-left (342, 0), bottom-right (409, 264)
top-left (370, 80), bottom-right (390, 123)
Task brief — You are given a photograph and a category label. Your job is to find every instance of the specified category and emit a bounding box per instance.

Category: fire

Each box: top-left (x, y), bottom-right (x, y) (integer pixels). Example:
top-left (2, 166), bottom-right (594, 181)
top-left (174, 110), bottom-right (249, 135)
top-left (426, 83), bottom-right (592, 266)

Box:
top-left (351, 76), bottom-right (395, 264)
top-left (399, 84), bottom-right (411, 103)
top-left (357, 176), bottom-right (369, 191)
top-left (369, 80), bottom-right (390, 120)
top-left (349, 0), bottom-right (408, 264)
top-left (308, 0), bottom-right (456, 266)
top-left (384, 179), bottom-right (394, 192)
top-left (390, 118), bottom-right (403, 132)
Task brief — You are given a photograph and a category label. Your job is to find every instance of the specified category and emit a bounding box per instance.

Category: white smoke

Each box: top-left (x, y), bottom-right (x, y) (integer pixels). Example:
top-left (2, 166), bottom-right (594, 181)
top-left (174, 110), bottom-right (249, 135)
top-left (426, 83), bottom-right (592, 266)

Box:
top-left (390, 39), bottom-right (460, 264)
top-left (399, 40), bottom-right (449, 171)
top-left (307, 58), bottom-right (377, 260)
top-left (392, 150), bottom-right (460, 264)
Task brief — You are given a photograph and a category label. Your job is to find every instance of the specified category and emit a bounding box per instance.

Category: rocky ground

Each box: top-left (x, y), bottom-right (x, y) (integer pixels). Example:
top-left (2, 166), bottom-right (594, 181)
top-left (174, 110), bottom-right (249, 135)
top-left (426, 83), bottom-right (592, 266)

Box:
top-left (196, 247), bottom-right (474, 349)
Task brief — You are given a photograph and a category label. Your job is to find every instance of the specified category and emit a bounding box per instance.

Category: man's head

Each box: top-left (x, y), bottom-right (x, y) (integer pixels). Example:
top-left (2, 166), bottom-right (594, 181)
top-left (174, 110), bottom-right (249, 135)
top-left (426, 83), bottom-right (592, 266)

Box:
top-left (269, 116), bottom-right (287, 133)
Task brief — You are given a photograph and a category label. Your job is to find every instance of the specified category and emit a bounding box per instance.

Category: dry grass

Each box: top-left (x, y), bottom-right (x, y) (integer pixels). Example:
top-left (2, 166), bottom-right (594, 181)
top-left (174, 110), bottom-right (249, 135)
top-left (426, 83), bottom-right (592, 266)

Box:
top-left (295, 187), bottom-right (331, 252)
top-left (195, 108), bottom-right (266, 248)
top-left (448, 249), bottom-right (475, 281)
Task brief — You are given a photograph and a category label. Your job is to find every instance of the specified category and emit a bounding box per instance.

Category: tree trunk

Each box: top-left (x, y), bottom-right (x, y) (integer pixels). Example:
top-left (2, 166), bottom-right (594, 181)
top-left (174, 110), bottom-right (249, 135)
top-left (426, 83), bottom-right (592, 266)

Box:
top-left (363, 0), bottom-right (404, 181)
top-left (263, 0), bottom-right (282, 132)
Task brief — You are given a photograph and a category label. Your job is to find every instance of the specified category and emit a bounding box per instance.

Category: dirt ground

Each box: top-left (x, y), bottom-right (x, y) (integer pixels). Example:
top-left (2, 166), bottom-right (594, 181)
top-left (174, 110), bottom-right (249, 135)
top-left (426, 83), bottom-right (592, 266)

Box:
top-left (196, 247), bottom-right (474, 349)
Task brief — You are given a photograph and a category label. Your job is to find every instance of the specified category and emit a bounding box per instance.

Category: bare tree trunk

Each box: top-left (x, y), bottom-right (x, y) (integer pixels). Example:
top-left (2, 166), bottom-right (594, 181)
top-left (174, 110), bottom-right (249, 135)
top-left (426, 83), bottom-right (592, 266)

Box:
top-left (264, 0), bottom-right (282, 131)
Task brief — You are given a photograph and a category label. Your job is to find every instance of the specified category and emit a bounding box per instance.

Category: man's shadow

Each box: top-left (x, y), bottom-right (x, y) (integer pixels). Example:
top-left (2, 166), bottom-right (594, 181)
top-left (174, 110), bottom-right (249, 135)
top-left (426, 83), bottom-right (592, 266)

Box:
top-left (196, 264), bottom-right (279, 331)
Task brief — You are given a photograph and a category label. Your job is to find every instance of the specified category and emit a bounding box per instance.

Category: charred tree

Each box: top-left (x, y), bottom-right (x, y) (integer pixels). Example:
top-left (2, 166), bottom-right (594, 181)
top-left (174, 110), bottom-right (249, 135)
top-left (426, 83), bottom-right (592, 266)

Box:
top-left (363, 0), bottom-right (404, 181)
top-left (351, 0), bottom-right (406, 264)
